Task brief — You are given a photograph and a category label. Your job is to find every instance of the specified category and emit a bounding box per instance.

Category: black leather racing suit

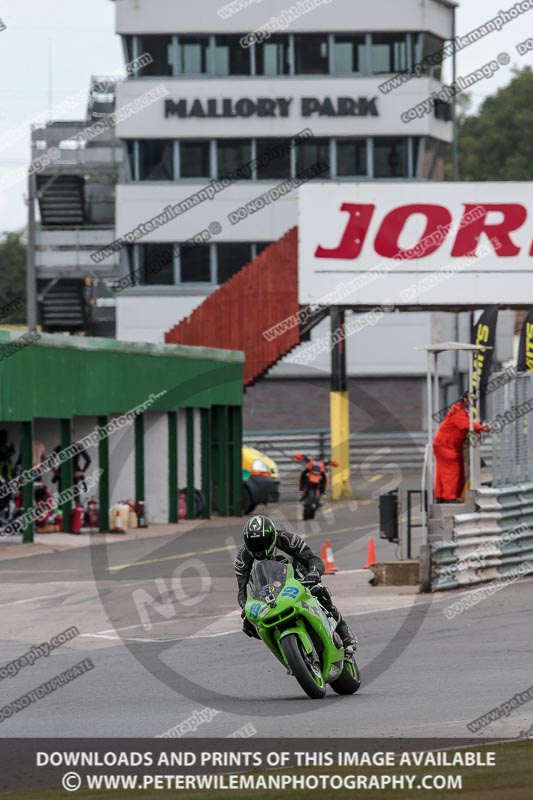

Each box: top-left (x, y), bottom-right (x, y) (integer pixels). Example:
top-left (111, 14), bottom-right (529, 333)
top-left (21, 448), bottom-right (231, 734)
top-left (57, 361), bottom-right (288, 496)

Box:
top-left (234, 529), bottom-right (352, 643)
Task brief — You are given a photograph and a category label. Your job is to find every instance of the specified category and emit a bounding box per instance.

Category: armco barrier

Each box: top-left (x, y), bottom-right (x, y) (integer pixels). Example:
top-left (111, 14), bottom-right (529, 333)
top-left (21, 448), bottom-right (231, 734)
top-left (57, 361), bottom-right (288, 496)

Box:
top-left (244, 429), bottom-right (492, 478)
top-left (431, 482), bottom-right (533, 591)
top-left (245, 430), bottom-right (428, 476)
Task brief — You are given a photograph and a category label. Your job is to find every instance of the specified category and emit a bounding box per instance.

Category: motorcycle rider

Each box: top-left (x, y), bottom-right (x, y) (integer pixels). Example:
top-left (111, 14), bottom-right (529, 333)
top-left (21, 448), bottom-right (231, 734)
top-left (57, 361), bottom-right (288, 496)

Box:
top-left (235, 514), bottom-right (357, 651)
top-left (298, 460), bottom-right (327, 500)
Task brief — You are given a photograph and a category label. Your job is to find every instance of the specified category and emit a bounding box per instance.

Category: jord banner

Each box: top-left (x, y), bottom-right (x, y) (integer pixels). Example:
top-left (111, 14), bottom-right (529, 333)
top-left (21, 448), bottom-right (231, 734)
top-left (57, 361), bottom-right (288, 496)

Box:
top-left (298, 183), bottom-right (533, 307)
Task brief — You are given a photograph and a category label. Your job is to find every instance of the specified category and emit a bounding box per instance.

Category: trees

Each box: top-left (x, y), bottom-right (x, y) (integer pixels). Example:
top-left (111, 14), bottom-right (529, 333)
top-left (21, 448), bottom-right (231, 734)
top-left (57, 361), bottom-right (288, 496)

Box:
top-left (0, 230), bottom-right (26, 324)
top-left (458, 67), bottom-right (533, 181)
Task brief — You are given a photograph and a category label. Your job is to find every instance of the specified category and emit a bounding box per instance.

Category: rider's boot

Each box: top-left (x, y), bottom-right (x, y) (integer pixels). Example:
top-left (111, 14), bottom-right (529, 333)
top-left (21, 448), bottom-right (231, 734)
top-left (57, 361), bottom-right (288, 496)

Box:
top-left (335, 618), bottom-right (358, 652)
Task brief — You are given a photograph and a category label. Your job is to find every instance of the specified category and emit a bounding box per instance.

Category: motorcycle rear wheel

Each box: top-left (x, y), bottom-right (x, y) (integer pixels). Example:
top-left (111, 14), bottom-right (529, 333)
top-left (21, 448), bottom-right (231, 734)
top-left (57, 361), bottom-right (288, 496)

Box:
top-left (281, 634), bottom-right (326, 699)
top-left (330, 656), bottom-right (361, 695)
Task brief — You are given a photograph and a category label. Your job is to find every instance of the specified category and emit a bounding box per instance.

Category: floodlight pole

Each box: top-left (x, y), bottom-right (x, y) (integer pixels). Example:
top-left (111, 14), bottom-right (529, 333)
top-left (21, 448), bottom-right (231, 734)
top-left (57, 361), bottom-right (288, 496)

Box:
top-left (425, 352), bottom-right (434, 510)
top-left (433, 352), bottom-right (440, 441)
top-left (26, 171), bottom-right (38, 331)
top-left (468, 351), bottom-right (481, 491)
top-left (451, 5), bottom-right (459, 182)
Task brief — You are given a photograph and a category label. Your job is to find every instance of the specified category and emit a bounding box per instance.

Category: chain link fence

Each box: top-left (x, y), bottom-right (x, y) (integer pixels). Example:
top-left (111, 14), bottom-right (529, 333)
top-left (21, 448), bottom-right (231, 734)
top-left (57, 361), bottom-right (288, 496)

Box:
top-left (488, 373), bottom-right (533, 486)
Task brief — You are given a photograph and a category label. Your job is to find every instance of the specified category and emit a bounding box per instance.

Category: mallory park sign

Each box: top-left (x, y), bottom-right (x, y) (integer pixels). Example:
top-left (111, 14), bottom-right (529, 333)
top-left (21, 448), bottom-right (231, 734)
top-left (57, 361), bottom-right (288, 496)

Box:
top-left (164, 96), bottom-right (379, 119)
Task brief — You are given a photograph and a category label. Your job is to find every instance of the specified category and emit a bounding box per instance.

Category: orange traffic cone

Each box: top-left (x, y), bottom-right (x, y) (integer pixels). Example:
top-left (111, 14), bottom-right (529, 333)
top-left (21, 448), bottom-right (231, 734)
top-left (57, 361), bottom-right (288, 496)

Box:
top-left (321, 539), bottom-right (338, 574)
top-left (364, 537), bottom-right (377, 569)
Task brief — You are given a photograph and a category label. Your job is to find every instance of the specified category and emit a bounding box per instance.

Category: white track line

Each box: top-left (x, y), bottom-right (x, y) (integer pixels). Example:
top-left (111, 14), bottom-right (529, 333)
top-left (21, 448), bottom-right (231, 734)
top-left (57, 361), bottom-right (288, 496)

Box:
top-left (80, 609), bottom-right (241, 637)
top-left (80, 576), bottom-right (533, 643)
top-left (82, 629), bottom-right (241, 643)
top-left (81, 600), bottom-right (420, 642)
top-left (0, 592), bottom-right (67, 607)
top-left (0, 569), bottom-right (79, 574)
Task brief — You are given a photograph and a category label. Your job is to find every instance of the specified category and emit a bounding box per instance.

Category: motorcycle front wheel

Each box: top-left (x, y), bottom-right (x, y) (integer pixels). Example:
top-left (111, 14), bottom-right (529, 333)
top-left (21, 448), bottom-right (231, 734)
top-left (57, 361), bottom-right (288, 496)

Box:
top-left (281, 633), bottom-right (326, 699)
top-left (303, 488), bottom-right (317, 520)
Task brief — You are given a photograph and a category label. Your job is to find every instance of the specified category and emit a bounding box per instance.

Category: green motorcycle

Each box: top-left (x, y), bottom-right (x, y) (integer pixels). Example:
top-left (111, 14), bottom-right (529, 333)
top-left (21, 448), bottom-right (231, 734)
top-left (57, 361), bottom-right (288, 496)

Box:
top-left (244, 559), bottom-right (361, 699)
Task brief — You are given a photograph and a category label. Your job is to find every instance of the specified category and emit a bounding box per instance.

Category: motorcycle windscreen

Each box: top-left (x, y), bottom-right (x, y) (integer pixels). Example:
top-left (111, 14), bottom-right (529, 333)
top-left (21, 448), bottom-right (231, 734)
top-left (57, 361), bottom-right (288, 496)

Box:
top-left (248, 560), bottom-right (288, 601)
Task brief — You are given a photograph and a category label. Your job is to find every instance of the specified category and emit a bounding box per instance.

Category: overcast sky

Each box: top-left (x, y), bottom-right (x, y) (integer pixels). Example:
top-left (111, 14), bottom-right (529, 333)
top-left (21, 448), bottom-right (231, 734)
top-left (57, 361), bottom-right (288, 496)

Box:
top-left (0, 0), bottom-right (531, 232)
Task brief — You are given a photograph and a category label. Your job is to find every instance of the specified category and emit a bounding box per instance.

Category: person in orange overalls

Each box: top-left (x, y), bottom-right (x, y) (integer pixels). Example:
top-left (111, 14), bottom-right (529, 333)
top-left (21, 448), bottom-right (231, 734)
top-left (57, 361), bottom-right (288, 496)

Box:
top-left (433, 393), bottom-right (491, 502)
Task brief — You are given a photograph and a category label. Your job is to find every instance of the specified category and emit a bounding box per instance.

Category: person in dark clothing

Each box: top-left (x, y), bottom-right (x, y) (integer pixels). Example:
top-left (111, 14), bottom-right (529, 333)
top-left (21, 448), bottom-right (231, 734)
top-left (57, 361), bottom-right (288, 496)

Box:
top-left (234, 514), bottom-right (357, 650)
top-left (51, 445), bottom-right (91, 494)
top-left (0, 429), bottom-right (15, 481)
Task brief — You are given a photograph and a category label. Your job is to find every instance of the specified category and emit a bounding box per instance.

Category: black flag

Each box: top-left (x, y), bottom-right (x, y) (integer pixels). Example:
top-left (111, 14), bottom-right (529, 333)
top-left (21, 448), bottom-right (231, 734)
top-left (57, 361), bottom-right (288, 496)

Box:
top-left (471, 305), bottom-right (499, 418)
top-left (517, 309), bottom-right (533, 372)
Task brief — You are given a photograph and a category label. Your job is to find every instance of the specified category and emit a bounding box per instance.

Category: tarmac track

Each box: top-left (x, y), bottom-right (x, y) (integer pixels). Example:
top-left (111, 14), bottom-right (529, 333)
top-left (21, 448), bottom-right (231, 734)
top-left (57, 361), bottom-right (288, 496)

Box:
top-left (0, 473), bottom-right (531, 739)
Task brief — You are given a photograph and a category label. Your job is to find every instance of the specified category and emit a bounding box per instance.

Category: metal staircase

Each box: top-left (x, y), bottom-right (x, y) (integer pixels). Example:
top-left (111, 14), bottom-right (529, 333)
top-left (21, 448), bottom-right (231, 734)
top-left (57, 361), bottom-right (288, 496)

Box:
top-left (37, 175), bottom-right (85, 228)
top-left (39, 279), bottom-right (85, 332)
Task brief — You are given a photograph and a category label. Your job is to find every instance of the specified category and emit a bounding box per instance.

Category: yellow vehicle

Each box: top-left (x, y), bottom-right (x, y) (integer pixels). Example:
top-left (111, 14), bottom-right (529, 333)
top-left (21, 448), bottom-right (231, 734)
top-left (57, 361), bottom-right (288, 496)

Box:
top-left (242, 446), bottom-right (280, 514)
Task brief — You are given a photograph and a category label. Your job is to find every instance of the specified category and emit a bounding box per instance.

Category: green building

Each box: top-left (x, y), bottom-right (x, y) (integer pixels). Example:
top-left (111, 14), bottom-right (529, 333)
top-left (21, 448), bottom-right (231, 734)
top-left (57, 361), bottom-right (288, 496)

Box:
top-left (0, 332), bottom-right (243, 541)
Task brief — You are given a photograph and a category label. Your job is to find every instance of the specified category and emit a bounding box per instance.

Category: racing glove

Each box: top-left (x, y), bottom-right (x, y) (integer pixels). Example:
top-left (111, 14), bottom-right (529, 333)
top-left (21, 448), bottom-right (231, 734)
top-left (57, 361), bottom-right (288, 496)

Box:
top-left (301, 568), bottom-right (321, 587)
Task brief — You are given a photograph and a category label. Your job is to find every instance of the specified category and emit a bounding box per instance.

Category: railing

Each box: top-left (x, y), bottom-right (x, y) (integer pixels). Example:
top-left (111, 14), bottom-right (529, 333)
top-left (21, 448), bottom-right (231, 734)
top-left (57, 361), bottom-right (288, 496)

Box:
top-left (244, 429), bottom-right (427, 477)
top-left (32, 146), bottom-right (122, 168)
top-left (487, 372), bottom-right (533, 486)
top-left (35, 228), bottom-right (119, 271)
top-left (32, 121), bottom-right (117, 147)
top-left (35, 250), bottom-right (119, 270)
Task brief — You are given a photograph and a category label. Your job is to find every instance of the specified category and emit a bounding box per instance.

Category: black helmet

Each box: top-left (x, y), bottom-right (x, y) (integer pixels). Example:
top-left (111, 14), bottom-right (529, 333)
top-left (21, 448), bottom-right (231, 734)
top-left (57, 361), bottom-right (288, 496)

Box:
top-left (243, 515), bottom-right (277, 560)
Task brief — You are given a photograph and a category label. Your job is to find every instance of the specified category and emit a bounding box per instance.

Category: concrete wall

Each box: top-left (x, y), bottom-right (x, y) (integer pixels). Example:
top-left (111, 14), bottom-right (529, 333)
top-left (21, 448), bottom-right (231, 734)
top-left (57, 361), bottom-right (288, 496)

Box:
top-left (144, 411), bottom-right (169, 522)
top-left (277, 311), bottom-right (433, 378)
top-left (177, 409), bottom-right (187, 489)
top-left (244, 376), bottom-right (425, 432)
top-left (109, 414), bottom-right (136, 507)
top-left (116, 0), bottom-right (453, 37)
top-left (117, 292), bottom-right (211, 343)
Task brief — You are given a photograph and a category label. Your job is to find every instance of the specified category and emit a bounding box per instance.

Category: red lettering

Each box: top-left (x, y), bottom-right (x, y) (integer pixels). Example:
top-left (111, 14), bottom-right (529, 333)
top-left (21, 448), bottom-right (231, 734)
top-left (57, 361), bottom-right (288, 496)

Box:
top-left (315, 203), bottom-right (374, 260)
top-left (452, 204), bottom-right (526, 256)
top-left (374, 204), bottom-right (452, 258)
